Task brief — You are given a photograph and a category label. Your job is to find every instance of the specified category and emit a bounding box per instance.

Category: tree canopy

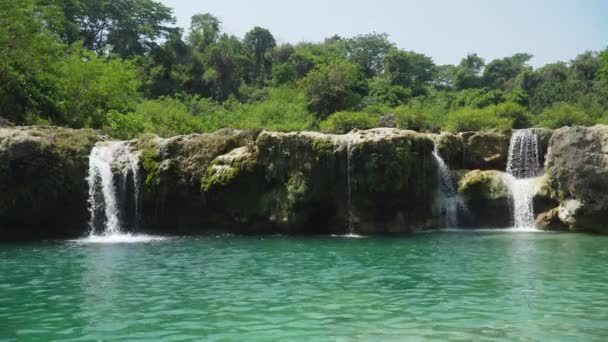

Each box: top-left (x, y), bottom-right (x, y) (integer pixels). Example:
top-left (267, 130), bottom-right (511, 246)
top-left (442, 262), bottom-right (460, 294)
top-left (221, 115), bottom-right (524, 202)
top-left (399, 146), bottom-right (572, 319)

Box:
top-left (1, 0), bottom-right (607, 137)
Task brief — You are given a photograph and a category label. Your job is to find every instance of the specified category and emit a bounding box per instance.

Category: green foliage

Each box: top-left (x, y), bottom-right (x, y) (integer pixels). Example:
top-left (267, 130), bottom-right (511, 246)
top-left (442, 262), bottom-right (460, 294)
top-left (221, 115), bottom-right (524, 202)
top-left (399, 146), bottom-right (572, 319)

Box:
top-left (346, 33), bottom-right (394, 77)
top-left (132, 97), bottom-right (209, 137)
top-left (383, 49), bottom-right (435, 95)
top-left (392, 106), bottom-right (436, 132)
top-left (485, 102), bottom-right (532, 129)
top-left (366, 77), bottom-right (411, 107)
top-left (2, 1), bottom-right (607, 136)
top-left (443, 107), bottom-right (513, 132)
top-left (534, 103), bottom-right (595, 128)
top-left (299, 60), bottom-right (365, 118)
top-left (57, 0), bottom-right (176, 57)
top-left (319, 112), bottom-right (378, 133)
top-left (600, 49), bottom-right (608, 81)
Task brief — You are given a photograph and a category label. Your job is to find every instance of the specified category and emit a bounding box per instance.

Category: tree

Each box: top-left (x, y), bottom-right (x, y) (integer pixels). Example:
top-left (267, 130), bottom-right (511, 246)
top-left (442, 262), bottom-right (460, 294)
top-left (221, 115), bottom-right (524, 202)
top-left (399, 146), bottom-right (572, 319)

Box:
top-left (600, 49), bottom-right (608, 81)
top-left (299, 60), bottom-right (365, 118)
top-left (243, 27), bottom-right (276, 86)
top-left (57, 0), bottom-right (176, 57)
top-left (482, 53), bottom-right (532, 90)
top-left (0, 0), bottom-right (64, 123)
top-left (346, 32), bottom-right (394, 77)
top-left (188, 13), bottom-right (221, 52)
top-left (535, 103), bottom-right (595, 128)
top-left (571, 51), bottom-right (601, 82)
top-left (433, 65), bottom-right (457, 89)
top-left (138, 29), bottom-right (202, 98)
top-left (454, 53), bottom-right (485, 89)
top-left (383, 49), bottom-right (435, 96)
top-left (202, 34), bottom-right (249, 101)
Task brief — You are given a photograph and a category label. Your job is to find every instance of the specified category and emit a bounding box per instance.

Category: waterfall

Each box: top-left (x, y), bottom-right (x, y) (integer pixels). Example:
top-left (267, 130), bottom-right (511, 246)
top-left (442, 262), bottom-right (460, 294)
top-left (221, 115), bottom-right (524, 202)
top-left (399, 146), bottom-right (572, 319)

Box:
top-left (432, 145), bottom-right (466, 227)
top-left (87, 141), bottom-right (140, 236)
top-left (504, 129), bottom-right (542, 229)
top-left (346, 140), bottom-right (355, 234)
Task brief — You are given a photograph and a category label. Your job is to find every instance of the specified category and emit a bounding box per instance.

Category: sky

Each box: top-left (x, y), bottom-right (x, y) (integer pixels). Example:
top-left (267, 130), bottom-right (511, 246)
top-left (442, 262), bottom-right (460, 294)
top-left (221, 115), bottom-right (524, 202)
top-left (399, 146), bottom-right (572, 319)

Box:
top-left (160, 0), bottom-right (608, 67)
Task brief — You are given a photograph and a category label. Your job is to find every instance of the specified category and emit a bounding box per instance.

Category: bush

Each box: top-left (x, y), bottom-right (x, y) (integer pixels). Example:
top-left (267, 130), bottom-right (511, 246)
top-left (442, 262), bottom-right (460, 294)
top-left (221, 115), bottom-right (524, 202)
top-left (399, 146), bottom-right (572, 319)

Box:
top-left (485, 102), bottom-right (532, 129)
top-left (103, 110), bottom-right (147, 139)
top-left (132, 97), bottom-right (208, 137)
top-left (443, 107), bottom-right (513, 132)
top-left (534, 103), bottom-right (595, 128)
top-left (221, 86), bottom-right (315, 131)
top-left (392, 105), bottom-right (436, 131)
top-left (320, 111), bottom-right (378, 133)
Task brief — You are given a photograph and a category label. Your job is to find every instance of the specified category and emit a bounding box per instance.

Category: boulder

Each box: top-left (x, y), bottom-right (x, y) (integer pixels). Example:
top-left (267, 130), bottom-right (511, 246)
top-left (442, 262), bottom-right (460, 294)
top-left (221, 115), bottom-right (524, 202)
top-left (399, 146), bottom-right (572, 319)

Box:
top-left (545, 125), bottom-right (608, 233)
top-left (434, 132), bottom-right (464, 169)
top-left (461, 129), bottom-right (511, 170)
top-left (0, 126), bottom-right (101, 239)
top-left (457, 169), bottom-right (511, 228)
top-left (535, 207), bottom-right (568, 231)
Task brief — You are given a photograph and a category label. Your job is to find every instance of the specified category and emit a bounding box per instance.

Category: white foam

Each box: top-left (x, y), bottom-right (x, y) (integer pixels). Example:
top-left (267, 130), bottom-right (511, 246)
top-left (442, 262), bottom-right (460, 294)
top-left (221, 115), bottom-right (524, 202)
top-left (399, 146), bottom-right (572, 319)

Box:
top-left (331, 233), bottom-right (367, 238)
top-left (427, 227), bottom-right (549, 233)
top-left (76, 233), bottom-right (167, 244)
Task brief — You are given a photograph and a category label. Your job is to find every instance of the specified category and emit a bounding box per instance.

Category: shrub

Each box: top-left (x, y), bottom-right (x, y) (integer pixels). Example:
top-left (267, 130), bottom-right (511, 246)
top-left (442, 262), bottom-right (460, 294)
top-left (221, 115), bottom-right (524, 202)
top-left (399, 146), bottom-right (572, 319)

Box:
top-left (320, 111), bottom-right (378, 133)
top-left (485, 102), bottom-right (532, 129)
top-left (534, 103), bottom-right (595, 128)
top-left (392, 105), bottom-right (436, 132)
top-left (443, 107), bottom-right (513, 132)
top-left (103, 110), bottom-right (147, 139)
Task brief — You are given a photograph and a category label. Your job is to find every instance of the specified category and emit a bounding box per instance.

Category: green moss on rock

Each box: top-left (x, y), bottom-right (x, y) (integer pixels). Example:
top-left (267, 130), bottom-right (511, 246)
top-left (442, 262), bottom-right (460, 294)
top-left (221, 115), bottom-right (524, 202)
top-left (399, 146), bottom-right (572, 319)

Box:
top-left (458, 169), bottom-right (509, 200)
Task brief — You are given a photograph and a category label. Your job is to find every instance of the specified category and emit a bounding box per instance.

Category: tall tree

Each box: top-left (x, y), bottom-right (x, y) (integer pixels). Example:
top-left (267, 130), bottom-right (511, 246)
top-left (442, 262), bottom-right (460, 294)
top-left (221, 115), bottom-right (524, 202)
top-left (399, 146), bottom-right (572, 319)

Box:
top-left (383, 49), bottom-right (435, 96)
top-left (454, 53), bottom-right (485, 90)
top-left (57, 0), bottom-right (176, 57)
top-left (243, 27), bottom-right (276, 86)
top-left (482, 53), bottom-right (532, 90)
top-left (202, 34), bottom-right (249, 101)
top-left (188, 13), bottom-right (221, 52)
top-left (346, 32), bottom-right (394, 77)
top-left (299, 60), bottom-right (365, 118)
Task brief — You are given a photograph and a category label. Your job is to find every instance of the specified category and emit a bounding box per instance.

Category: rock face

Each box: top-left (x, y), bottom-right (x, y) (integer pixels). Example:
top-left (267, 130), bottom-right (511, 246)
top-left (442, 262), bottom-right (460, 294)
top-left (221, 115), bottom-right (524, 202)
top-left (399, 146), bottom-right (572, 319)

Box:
top-left (0, 126), bottom-right (100, 239)
top-left (1, 124), bottom-right (605, 239)
top-left (137, 128), bottom-right (436, 235)
top-left (461, 130), bottom-right (512, 170)
top-left (456, 170), bottom-right (512, 228)
top-left (434, 129), bottom-right (552, 172)
top-left (545, 125), bottom-right (608, 232)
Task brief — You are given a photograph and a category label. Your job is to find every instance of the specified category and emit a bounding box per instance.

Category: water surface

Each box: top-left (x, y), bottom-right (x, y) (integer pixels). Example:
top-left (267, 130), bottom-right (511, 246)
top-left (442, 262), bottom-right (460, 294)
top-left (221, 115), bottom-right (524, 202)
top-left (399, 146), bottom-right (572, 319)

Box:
top-left (1, 232), bottom-right (607, 341)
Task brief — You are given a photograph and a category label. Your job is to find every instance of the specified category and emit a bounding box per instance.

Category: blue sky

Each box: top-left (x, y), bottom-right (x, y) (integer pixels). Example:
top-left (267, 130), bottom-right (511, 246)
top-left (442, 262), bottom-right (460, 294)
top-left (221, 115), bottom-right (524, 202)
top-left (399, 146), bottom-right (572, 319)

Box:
top-left (160, 0), bottom-right (607, 67)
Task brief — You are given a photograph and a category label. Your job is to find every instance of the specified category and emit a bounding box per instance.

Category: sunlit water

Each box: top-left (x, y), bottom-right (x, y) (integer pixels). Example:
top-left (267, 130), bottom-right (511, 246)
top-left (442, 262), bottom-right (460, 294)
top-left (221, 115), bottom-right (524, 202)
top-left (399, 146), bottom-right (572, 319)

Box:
top-left (1, 232), bottom-right (608, 340)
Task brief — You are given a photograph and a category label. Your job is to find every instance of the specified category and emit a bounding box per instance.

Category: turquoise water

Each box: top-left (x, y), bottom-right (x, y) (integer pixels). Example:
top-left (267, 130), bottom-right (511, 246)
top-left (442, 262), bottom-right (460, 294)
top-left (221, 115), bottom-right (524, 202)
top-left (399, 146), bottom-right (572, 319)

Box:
top-left (1, 232), bottom-right (608, 341)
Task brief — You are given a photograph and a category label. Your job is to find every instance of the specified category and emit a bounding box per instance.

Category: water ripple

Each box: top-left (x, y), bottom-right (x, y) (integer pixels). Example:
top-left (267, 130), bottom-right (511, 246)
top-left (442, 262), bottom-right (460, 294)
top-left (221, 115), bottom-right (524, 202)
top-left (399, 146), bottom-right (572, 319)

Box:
top-left (0, 233), bottom-right (607, 340)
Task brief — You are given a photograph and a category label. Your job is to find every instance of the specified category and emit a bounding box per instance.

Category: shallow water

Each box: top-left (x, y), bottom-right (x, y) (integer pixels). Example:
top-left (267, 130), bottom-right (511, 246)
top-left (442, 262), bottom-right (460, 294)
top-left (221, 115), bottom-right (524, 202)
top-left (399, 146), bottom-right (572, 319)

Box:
top-left (1, 231), bottom-right (608, 341)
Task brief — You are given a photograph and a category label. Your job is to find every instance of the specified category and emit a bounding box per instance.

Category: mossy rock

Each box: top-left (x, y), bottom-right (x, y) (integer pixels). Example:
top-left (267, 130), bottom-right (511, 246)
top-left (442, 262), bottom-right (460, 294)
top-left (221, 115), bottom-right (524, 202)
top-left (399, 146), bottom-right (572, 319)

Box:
top-left (0, 126), bottom-right (102, 239)
top-left (458, 170), bottom-right (510, 200)
top-left (461, 129), bottom-right (511, 170)
top-left (201, 146), bottom-right (258, 192)
top-left (434, 132), bottom-right (463, 169)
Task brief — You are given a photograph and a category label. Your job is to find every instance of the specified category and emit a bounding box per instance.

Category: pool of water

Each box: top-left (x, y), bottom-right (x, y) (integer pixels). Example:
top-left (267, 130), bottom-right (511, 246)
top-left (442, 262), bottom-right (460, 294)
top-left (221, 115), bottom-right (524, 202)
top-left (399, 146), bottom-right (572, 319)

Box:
top-left (1, 231), bottom-right (608, 341)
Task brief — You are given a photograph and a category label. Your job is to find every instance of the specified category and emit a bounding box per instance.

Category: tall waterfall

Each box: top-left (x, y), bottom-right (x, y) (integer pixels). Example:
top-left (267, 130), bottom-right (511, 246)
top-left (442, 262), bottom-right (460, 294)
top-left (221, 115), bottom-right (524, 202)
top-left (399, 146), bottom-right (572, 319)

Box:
top-left (504, 129), bottom-right (542, 229)
top-left (87, 141), bottom-right (140, 236)
top-left (432, 145), bottom-right (465, 227)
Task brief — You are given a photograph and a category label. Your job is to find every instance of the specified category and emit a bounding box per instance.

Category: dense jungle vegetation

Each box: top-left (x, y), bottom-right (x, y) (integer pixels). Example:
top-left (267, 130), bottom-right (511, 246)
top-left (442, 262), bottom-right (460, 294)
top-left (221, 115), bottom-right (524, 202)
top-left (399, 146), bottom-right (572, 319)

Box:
top-left (2, 0), bottom-right (608, 138)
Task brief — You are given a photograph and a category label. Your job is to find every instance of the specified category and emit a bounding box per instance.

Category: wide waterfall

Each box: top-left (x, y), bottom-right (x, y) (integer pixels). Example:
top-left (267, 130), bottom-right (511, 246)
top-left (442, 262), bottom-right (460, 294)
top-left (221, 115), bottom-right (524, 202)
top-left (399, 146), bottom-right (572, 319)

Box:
top-left (86, 141), bottom-right (140, 236)
top-left (432, 146), bottom-right (466, 227)
top-left (504, 129), bottom-right (543, 229)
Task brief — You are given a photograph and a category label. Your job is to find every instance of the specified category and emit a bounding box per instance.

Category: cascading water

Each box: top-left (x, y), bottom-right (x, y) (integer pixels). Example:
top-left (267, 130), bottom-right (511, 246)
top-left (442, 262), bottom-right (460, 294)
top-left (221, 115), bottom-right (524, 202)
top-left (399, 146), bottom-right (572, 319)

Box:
top-left (504, 129), bottom-right (543, 229)
top-left (432, 145), bottom-right (466, 227)
top-left (346, 139), bottom-right (356, 235)
top-left (87, 141), bottom-right (140, 236)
